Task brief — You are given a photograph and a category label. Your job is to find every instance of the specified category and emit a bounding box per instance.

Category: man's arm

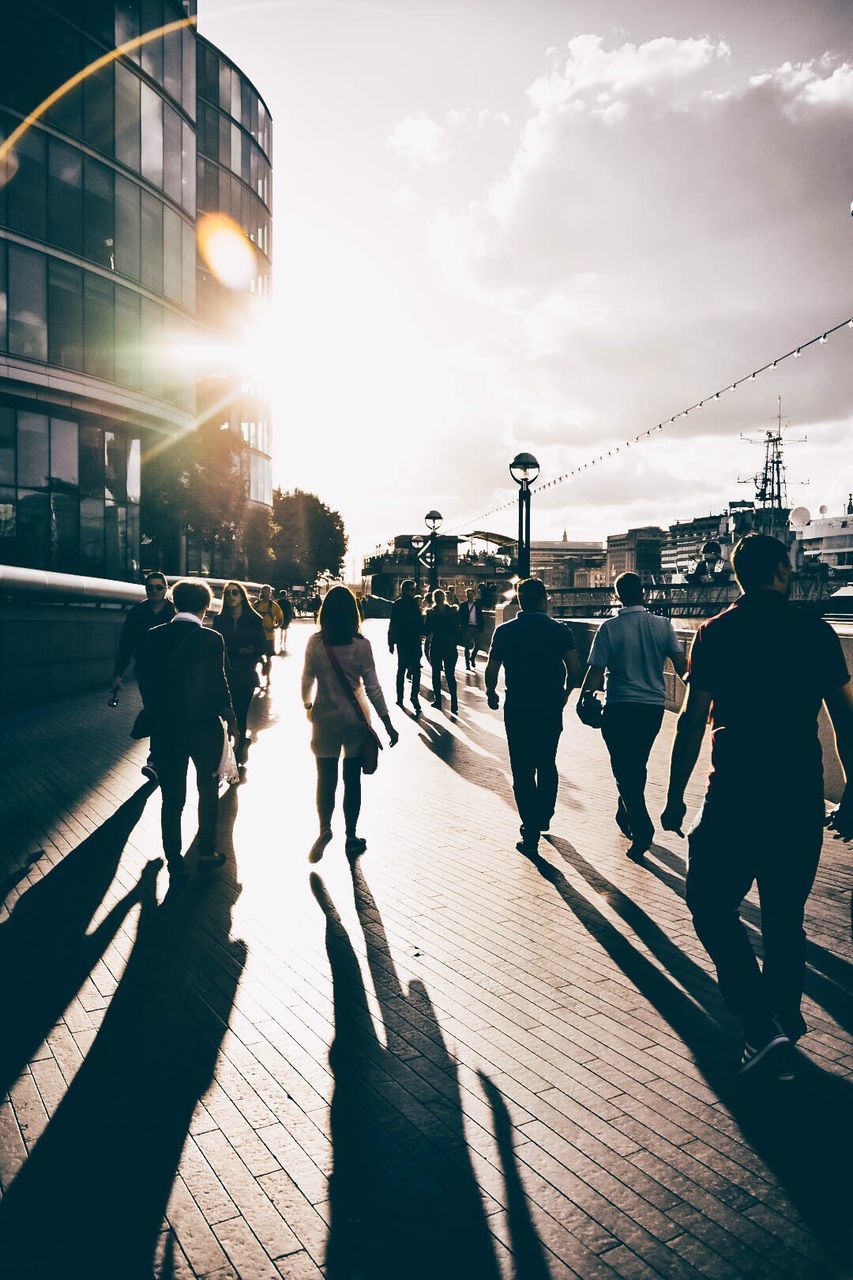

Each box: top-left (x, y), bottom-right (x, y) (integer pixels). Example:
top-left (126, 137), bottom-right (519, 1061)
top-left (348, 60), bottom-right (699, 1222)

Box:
top-left (661, 683), bottom-right (712, 836)
top-left (670, 651), bottom-right (688, 681)
top-left (485, 655), bottom-right (502, 710)
top-left (578, 663), bottom-right (604, 698)
top-left (564, 648), bottom-right (581, 696)
top-left (824, 682), bottom-right (853, 838)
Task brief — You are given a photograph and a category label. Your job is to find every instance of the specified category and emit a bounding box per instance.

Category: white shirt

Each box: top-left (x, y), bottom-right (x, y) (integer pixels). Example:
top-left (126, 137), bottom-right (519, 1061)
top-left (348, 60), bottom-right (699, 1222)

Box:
top-left (588, 606), bottom-right (682, 705)
top-left (171, 612), bottom-right (203, 626)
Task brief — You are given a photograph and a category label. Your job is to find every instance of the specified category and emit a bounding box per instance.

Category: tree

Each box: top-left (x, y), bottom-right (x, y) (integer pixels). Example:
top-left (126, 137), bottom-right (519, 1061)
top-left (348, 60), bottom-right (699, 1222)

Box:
top-left (270, 488), bottom-right (347, 584)
top-left (244, 504), bottom-right (275, 582)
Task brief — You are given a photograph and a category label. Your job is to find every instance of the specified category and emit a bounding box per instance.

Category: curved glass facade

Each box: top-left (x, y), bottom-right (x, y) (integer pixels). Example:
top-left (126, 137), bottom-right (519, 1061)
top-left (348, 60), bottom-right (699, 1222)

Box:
top-left (0, 2), bottom-right (273, 578)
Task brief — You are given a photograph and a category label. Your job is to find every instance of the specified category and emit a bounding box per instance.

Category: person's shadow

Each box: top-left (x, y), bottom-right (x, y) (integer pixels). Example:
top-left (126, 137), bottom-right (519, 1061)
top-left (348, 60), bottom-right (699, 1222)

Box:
top-left (0, 783), bottom-right (156, 1098)
top-left (311, 864), bottom-right (553, 1279)
top-left (530, 835), bottom-right (853, 1270)
top-left (0, 800), bottom-right (246, 1278)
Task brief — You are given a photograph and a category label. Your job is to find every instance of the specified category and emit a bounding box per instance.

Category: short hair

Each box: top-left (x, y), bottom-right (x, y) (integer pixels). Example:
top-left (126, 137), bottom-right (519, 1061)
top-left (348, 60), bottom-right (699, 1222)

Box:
top-left (731, 534), bottom-right (789, 591)
top-left (319, 585), bottom-right (361, 644)
top-left (172, 579), bottom-right (212, 614)
top-left (401, 579), bottom-right (416, 593)
top-left (702, 541), bottom-right (721, 558)
top-left (615, 572), bottom-right (643, 605)
top-left (433, 588), bottom-right (446, 605)
top-left (517, 577), bottom-right (547, 611)
top-left (145, 570), bottom-right (167, 587)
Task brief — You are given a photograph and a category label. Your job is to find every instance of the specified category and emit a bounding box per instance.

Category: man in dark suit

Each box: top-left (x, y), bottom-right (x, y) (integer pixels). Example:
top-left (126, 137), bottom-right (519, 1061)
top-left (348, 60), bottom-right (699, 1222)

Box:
top-left (136, 579), bottom-right (237, 881)
top-left (459, 587), bottom-right (485, 669)
top-left (388, 579), bottom-right (424, 714)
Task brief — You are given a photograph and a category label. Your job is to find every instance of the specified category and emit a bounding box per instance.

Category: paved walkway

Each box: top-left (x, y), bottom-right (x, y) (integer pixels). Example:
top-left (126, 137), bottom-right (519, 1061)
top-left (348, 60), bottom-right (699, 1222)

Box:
top-left (0, 619), bottom-right (851, 1280)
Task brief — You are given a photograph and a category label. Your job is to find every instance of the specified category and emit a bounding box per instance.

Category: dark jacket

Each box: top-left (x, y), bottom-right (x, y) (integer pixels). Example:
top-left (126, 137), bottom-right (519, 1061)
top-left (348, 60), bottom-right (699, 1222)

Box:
top-left (458, 598), bottom-right (484, 632)
top-left (136, 619), bottom-right (234, 729)
top-left (388, 595), bottom-right (424, 651)
top-left (212, 607), bottom-right (267, 690)
top-left (113, 599), bottom-right (176, 677)
top-left (425, 604), bottom-right (460, 657)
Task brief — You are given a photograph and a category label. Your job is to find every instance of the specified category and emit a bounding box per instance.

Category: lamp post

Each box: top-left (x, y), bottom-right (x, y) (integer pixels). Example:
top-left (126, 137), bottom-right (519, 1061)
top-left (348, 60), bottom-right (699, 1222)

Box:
top-left (509, 452), bottom-right (540, 579)
top-left (424, 510), bottom-right (443, 591)
top-left (410, 533), bottom-right (425, 591)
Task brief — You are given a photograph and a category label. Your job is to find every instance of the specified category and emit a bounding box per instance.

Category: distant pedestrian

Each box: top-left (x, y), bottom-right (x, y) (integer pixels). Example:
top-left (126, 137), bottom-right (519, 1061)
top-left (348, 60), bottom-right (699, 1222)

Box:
top-left (277, 589), bottom-right (294, 652)
top-left (459, 587), bottom-right (485, 670)
top-left (446, 586), bottom-right (459, 610)
top-left (310, 592), bottom-right (322, 622)
top-left (136, 579), bottom-right (237, 881)
top-left (662, 534), bottom-right (853, 1080)
top-left (212, 582), bottom-right (267, 756)
top-left (579, 572), bottom-right (686, 862)
top-left (253, 584), bottom-right (283, 688)
top-left (110, 571), bottom-right (176, 782)
top-left (388, 578), bottom-right (424, 715)
top-left (301, 585), bottom-right (398, 861)
top-left (425, 589), bottom-right (460, 714)
top-left (485, 577), bottom-right (579, 855)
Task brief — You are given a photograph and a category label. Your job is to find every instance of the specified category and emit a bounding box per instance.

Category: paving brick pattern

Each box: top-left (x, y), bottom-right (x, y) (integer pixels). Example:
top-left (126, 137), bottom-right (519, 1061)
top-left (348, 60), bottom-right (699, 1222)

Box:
top-left (0, 619), bottom-right (850, 1279)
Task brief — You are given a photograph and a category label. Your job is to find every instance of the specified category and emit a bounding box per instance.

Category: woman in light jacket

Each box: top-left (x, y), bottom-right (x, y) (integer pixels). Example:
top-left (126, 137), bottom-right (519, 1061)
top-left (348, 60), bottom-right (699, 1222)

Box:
top-left (301, 586), bottom-right (398, 860)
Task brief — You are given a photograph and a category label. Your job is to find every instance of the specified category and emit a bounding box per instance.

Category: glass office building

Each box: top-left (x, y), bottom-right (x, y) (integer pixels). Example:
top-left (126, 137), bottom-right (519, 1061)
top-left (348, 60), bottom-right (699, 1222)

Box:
top-left (0, 1), bottom-right (273, 578)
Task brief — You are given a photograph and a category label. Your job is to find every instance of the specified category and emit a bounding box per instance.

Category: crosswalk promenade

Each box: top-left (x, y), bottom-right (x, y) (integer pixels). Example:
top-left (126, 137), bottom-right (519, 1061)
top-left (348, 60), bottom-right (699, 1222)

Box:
top-left (0, 619), bottom-right (851, 1279)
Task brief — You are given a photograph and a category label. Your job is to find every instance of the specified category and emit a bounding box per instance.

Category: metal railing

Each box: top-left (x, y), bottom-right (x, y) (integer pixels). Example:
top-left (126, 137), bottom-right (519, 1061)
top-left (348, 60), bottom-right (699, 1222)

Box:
top-left (0, 566), bottom-right (266, 609)
top-left (548, 577), bottom-right (832, 620)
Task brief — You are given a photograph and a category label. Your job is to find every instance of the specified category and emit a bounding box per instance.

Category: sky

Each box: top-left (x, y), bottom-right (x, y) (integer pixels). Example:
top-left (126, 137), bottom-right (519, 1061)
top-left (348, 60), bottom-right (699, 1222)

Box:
top-left (199, 0), bottom-right (853, 573)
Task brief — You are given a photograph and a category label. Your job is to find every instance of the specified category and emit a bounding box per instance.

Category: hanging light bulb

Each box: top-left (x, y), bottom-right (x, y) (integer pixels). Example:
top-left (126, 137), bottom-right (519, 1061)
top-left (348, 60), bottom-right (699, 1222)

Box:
top-left (771, 361), bottom-right (777, 370)
top-left (714, 392), bottom-right (721, 400)
top-left (793, 348), bottom-right (801, 358)
top-left (730, 383), bottom-right (737, 392)
top-left (749, 373), bottom-right (756, 381)
top-left (819, 334), bottom-right (828, 344)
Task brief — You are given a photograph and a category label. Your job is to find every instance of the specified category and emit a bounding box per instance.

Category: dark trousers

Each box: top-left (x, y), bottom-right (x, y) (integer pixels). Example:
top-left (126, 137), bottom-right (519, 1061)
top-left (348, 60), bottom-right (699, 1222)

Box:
top-left (504, 705), bottom-right (563, 837)
top-left (601, 703), bottom-right (665, 848)
top-left (152, 722), bottom-right (221, 862)
top-left (230, 679), bottom-right (256, 738)
top-left (395, 644), bottom-right (421, 703)
top-left (431, 647), bottom-right (457, 706)
top-left (686, 796), bottom-right (823, 1038)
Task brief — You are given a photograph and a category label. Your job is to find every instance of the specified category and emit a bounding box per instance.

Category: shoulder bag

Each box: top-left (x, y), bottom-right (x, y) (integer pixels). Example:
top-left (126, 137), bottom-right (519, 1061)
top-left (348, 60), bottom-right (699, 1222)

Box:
top-left (322, 640), bottom-right (383, 774)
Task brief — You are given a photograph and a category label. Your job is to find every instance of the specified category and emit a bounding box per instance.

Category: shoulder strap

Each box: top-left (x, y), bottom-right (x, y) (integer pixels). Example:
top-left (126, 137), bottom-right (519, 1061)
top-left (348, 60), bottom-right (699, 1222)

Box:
top-left (323, 640), bottom-right (368, 725)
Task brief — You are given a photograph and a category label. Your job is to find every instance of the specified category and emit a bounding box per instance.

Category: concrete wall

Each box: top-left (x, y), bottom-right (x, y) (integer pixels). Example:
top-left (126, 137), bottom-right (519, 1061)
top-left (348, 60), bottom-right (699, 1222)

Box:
top-left (0, 603), bottom-right (129, 709)
top-left (567, 617), bottom-right (849, 804)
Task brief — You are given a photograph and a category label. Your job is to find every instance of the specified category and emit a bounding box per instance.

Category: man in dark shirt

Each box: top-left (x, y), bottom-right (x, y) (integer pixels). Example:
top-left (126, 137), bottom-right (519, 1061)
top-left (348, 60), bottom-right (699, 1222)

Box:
top-left (662, 534), bottom-right (853, 1079)
top-left (110, 571), bottom-right (176, 782)
top-left (388, 579), bottom-right (424, 714)
top-left (486, 578), bottom-right (580, 854)
top-left (137, 579), bottom-right (236, 882)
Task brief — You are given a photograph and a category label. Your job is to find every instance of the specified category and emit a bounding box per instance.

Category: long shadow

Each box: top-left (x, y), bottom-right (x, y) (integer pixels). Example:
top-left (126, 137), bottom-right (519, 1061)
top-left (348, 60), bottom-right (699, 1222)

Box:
top-left (524, 846), bottom-right (853, 1269)
top-left (416, 716), bottom-right (517, 815)
top-left (0, 784), bottom-right (156, 1097)
top-left (644, 842), bottom-right (853, 1038)
top-left (0, 808), bottom-right (246, 1278)
top-left (313, 868), bottom-right (525, 1280)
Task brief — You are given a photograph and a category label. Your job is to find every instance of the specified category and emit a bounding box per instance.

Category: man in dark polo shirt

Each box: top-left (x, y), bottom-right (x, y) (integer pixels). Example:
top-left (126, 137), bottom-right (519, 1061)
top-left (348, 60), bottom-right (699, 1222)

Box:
top-left (486, 577), bottom-right (580, 855)
top-left (662, 534), bottom-right (853, 1079)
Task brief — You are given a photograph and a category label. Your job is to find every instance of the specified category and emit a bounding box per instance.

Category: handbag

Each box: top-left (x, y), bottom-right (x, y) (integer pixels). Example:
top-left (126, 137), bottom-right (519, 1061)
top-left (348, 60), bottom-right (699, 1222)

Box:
top-left (323, 640), bottom-right (383, 775)
top-left (216, 717), bottom-right (240, 785)
top-left (576, 690), bottom-right (604, 729)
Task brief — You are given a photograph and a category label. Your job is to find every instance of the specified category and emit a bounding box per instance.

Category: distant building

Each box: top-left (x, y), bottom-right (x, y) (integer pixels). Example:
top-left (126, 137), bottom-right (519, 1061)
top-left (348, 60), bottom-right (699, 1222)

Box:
top-left (530, 530), bottom-right (605, 589)
top-left (795, 511), bottom-right (853, 574)
top-left (605, 527), bottom-right (664, 582)
top-left (572, 563), bottom-right (609, 589)
top-left (363, 533), bottom-right (513, 603)
top-left (660, 514), bottom-right (726, 580)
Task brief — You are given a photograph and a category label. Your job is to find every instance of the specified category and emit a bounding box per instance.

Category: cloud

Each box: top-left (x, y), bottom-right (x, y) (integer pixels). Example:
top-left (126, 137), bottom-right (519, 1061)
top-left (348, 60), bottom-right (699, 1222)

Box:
top-left (391, 184), bottom-right (418, 209)
top-left (387, 111), bottom-right (448, 167)
top-left (750, 57), bottom-right (853, 117)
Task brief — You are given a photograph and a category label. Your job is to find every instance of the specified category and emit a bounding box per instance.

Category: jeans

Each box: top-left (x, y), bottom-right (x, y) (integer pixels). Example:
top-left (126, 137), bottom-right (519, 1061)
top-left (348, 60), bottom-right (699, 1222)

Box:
top-left (601, 703), bottom-right (664, 848)
top-left (431, 647), bottom-right (457, 707)
top-left (504, 705), bottom-right (563, 837)
top-left (686, 793), bottom-right (823, 1038)
top-left (395, 643), bottom-right (422, 704)
top-left (152, 722), bottom-right (221, 861)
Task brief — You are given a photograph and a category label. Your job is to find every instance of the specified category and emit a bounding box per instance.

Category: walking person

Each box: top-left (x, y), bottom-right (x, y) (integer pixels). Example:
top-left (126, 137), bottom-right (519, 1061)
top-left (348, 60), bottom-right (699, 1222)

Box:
top-left (459, 587), bottom-right (485, 670)
top-left (485, 577), bottom-right (580, 855)
top-left (136, 579), bottom-right (237, 882)
top-left (425, 589), bottom-right (460, 713)
top-left (388, 579), bottom-right (424, 714)
top-left (109, 571), bottom-right (176, 782)
top-left (212, 582), bottom-right (267, 757)
top-left (301, 586), bottom-right (398, 861)
top-left (579, 572), bottom-right (686, 863)
top-left (253, 584), bottom-right (283, 688)
top-left (277, 589), bottom-right (294, 653)
top-left (661, 534), bottom-right (853, 1080)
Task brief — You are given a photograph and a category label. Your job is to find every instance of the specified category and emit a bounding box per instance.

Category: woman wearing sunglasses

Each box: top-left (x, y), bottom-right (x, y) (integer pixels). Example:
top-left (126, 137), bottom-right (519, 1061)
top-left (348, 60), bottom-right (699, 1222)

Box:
top-left (212, 582), bottom-right (267, 755)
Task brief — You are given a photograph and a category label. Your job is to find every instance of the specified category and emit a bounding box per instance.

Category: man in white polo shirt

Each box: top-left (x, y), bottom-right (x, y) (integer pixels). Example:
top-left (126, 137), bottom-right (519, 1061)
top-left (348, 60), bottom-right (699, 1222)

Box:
top-left (579, 572), bottom-right (687, 862)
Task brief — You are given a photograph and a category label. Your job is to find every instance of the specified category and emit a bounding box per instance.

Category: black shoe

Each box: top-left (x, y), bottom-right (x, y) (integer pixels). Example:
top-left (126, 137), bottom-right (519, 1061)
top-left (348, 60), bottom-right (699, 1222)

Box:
top-left (615, 807), bottom-right (632, 839)
top-left (773, 1012), bottom-right (807, 1044)
top-left (626, 842), bottom-right (649, 863)
top-left (396, 698), bottom-right (405, 707)
top-left (450, 702), bottom-right (458, 715)
top-left (411, 701), bottom-right (421, 715)
top-left (737, 1029), bottom-right (790, 1078)
top-left (516, 838), bottom-right (539, 856)
top-left (431, 698), bottom-right (441, 707)
top-left (539, 819), bottom-right (551, 834)
top-left (141, 762), bottom-right (159, 783)
top-left (345, 836), bottom-right (367, 857)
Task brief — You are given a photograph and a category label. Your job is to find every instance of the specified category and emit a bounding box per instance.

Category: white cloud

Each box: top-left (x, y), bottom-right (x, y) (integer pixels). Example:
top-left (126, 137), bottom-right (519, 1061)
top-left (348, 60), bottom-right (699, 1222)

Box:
top-left (750, 57), bottom-right (853, 117)
top-left (387, 111), bottom-right (448, 167)
top-left (391, 184), bottom-right (418, 209)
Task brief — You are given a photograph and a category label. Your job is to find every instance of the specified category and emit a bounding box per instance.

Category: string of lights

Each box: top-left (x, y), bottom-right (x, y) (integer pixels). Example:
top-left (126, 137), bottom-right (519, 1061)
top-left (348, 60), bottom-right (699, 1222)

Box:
top-left (443, 313), bottom-right (853, 535)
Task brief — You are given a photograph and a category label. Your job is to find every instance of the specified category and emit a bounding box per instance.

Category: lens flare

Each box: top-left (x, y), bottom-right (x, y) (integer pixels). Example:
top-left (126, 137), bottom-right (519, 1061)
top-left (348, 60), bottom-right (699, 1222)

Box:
top-left (197, 213), bottom-right (257, 290)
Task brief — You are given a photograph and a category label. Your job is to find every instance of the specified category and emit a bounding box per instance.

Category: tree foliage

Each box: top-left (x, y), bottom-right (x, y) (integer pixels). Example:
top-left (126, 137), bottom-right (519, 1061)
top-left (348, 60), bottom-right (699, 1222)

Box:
top-left (270, 488), bottom-right (347, 584)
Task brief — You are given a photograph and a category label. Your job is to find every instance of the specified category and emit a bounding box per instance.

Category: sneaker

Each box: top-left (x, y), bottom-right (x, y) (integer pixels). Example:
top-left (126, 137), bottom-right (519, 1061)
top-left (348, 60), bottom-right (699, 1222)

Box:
top-left (773, 1012), bottom-right (808, 1044)
top-left (345, 836), bottom-right (367, 857)
top-left (770, 1040), bottom-right (798, 1083)
top-left (141, 762), bottom-right (159, 783)
top-left (516, 838), bottom-right (539, 856)
top-left (431, 698), bottom-right (441, 708)
top-left (737, 1029), bottom-right (790, 1078)
top-left (411, 700), bottom-right (422, 715)
top-left (615, 806), bottom-right (633, 839)
top-left (626, 842), bottom-right (649, 864)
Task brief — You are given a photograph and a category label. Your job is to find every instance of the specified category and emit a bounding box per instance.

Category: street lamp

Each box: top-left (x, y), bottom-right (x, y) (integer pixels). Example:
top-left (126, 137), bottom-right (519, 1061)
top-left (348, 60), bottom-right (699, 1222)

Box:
top-left (509, 452), bottom-right (540, 579)
top-left (424, 509), bottom-right (443, 591)
top-left (410, 533), bottom-right (425, 591)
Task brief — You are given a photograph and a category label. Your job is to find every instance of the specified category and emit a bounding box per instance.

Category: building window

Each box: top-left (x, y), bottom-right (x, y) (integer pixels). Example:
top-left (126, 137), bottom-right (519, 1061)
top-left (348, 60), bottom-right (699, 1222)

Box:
top-left (80, 497), bottom-right (104, 570)
top-left (181, 120), bottom-right (196, 214)
top-left (50, 418), bottom-right (79, 492)
top-left (47, 140), bottom-right (83, 255)
top-left (140, 0), bottom-right (164, 82)
top-left (104, 501), bottom-right (128, 577)
top-left (163, 206), bottom-right (182, 302)
top-left (83, 157), bottom-right (115, 269)
top-left (80, 424), bottom-right (104, 497)
top-left (0, 407), bottom-right (14, 486)
top-left (17, 413), bottom-right (49, 489)
top-left (83, 273), bottom-right (114, 381)
top-left (47, 259), bottom-right (84, 370)
top-left (127, 437), bottom-right (141, 503)
top-left (140, 83), bottom-right (163, 187)
top-left (0, 488), bottom-right (14, 541)
top-left (115, 173), bottom-right (142, 279)
top-left (8, 246), bottom-right (47, 362)
top-left (140, 190), bottom-right (164, 292)
top-left (181, 219), bottom-right (195, 311)
top-left (115, 63), bottom-right (141, 170)
top-left (7, 126), bottom-right (47, 241)
top-left (163, 103), bottom-right (183, 203)
top-left (83, 60), bottom-right (114, 156)
top-left (114, 285), bottom-right (141, 387)
top-left (16, 490), bottom-right (50, 568)
top-left (105, 429), bottom-right (127, 502)
top-left (51, 492), bottom-right (80, 572)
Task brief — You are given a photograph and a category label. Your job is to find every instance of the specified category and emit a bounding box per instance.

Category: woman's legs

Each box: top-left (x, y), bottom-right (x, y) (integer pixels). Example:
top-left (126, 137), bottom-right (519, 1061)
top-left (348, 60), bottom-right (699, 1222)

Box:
top-left (316, 757), bottom-right (338, 832)
top-left (342, 758), bottom-right (362, 837)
